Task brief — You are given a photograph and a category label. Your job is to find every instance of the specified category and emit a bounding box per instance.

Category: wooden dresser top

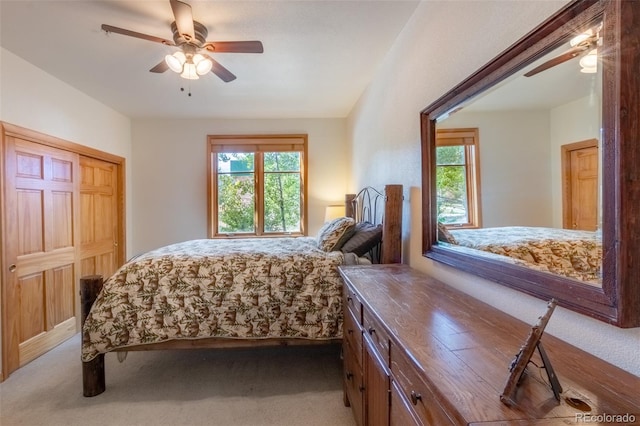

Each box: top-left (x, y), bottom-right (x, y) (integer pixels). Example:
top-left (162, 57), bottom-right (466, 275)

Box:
top-left (339, 264), bottom-right (640, 425)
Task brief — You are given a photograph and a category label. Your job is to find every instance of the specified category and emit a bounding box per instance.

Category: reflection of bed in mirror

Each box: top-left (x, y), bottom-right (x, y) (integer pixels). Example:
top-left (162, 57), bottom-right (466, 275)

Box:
top-left (432, 32), bottom-right (604, 285)
top-left (438, 225), bottom-right (602, 285)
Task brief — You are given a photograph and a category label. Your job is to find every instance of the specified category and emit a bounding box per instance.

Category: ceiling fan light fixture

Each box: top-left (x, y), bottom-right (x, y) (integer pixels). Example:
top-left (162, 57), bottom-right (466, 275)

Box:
top-left (194, 55), bottom-right (213, 75)
top-left (101, 0), bottom-right (261, 83)
top-left (570, 29), bottom-right (593, 47)
top-left (180, 62), bottom-right (200, 80)
top-left (166, 51), bottom-right (186, 73)
top-left (579, 49), bottom-right (598, 73)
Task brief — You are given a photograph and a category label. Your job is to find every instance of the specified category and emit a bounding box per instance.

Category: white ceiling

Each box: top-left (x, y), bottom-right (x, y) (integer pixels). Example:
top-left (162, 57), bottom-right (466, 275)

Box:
top-left (0, 0), bottom-right (420, 119)
top-left (462, 41), bottom-right (601, 114)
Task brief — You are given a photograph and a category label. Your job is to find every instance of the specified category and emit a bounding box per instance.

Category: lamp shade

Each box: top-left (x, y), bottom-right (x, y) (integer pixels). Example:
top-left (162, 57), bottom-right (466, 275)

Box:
top-left (579, 49), bottom-right (598, 73)
top-left (165, 50), bottom-right (213, 80)
top-left (325, 205), bottom-right (345, 222)
top-left (196, 58), bottom-right (213, 75)
top-left (194, 54), bottom-right (213, 75)
top-left (165, 51), bottom-right (186, 73)
top-left (569, 32), bottom-right (591, 47)
top-left (180, 62), bottom-right (200, 80)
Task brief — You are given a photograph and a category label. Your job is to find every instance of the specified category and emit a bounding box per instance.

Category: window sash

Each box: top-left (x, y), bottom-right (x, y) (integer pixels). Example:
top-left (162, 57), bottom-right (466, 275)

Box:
top-left (436, 128), bottom-right (481, 228)
top-left (208, 135), bottom-right (308, 238)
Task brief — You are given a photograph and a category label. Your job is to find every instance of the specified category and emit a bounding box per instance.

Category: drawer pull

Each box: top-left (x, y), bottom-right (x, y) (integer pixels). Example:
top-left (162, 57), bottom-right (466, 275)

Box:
top-left (347, 296), bottom-right (353, 302)
top-left (368, 327), bottom-right (376, 335)
top-left (347, 328), bottom-right (353, 334)
top-left (359, 385), bottom-right (365, 392)
top-left (410, 391), bottom-right (422, 405)
top-left (346, 372), bottom-right (354, 380)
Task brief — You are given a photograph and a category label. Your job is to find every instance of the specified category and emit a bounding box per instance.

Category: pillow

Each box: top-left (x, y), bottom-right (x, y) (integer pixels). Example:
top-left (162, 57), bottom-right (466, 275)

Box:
top-left (437, 222), bottom-right (458, 244)
top-left (316, 216), bottom-right (356, 252)
top-left (340, 222), bottom-right (383, 257)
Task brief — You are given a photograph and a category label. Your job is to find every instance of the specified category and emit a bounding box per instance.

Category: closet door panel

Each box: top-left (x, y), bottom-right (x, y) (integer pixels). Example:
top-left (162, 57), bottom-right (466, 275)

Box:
top-left (16, 189), bottom-right (44, 255)
top-left (3, 137), bottom-right (79, 374)
top-left (79, 156), bottom-right (119, 280)
top-left (18, 273), bottom-right (45, 342)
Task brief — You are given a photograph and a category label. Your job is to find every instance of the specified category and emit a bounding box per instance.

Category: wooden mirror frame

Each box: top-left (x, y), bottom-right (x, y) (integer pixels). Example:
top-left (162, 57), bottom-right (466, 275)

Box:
top-left (420, 0), bottom-right (640, 327)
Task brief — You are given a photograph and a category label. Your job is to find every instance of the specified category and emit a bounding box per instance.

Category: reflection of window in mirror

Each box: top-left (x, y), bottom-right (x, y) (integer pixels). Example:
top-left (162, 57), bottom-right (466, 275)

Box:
top-left (435, 128), bottom-right (481, 228)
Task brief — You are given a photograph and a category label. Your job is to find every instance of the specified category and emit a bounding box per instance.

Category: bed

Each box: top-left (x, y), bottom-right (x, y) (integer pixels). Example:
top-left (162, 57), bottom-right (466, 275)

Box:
top-left (81, 184), bottom-right (403, 396)
top-left (439, 225), bottom-right (602, 284)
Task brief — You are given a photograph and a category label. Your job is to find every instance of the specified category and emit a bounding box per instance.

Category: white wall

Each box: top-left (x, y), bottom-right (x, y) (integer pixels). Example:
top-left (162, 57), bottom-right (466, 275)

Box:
top-left (131, 118), bottom-right (348, 254)
top-left (549, 95), bottom-right (601, 227)
top-left (0, 47), bottom-right (133, 374)
top-left (347, 1), bottom-right (640, 376)
top-left (442, 110), bottom-right (552, 227)
top-left (0, 49), bottom-right (131, 163)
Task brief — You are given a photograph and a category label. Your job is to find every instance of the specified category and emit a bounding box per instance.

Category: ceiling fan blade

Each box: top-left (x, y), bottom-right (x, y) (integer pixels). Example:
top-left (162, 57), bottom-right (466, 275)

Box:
top-left (524, 45), bottom-right (588, 77)
top-left (170, 0), bottom-right (195, 42)
top-left (203, 41), bottom-right (264, 53)
top-left (150, 60), bottom-right (169, 73)
top-left (101, 24), bottom-right (174, 46)
top-left (204, 54), bottom-right (236, 82)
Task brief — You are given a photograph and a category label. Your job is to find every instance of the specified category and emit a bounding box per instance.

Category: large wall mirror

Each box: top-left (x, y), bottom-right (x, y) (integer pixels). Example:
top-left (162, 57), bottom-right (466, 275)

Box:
top-left (421, 0), bottom-right (639, 327)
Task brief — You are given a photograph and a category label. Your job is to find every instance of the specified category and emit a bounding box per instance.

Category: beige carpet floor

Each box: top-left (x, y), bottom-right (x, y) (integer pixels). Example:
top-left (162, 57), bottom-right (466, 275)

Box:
top-left (0, 334), bottom-right (356, 426)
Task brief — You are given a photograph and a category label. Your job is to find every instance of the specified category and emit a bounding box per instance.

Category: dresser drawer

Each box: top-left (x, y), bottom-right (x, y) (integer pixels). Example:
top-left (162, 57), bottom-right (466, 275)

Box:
top-left (390, 380), bottom-right (421, 426)
top-left (391, 350), bottom-right (454, 425)
top-left (362, 309), bottom-right (391, 365)
top-left (343, 340), bottom-right (365, 426)
top-left (344, 286), bottom-right (362, 323)
top-left (344, 303), bottom-right (363, 367)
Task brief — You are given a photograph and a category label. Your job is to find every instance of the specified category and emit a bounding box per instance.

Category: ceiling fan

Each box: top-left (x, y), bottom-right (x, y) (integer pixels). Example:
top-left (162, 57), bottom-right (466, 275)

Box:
top-left (524, 24), bottom-right (600, 77)
top-left (101, 0), bottom-right (263, 82)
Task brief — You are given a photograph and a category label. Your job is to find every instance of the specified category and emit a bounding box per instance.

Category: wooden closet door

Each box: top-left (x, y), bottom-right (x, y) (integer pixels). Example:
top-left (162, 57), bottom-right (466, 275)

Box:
top-left (3, 137), bottom-right (79, 375)
top-left (569, 146), bottom-right (599, 231)
top-left (562, 140), bottom-right (599, 231)
top-left (79, 156), bottom-right (119, 279)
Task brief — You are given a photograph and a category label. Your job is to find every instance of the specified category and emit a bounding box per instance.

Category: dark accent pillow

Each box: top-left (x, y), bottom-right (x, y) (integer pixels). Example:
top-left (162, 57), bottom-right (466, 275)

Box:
top-left (341, 222), bottom-right (383, 257)
top-left (437, 222), bottom-right (458, 244)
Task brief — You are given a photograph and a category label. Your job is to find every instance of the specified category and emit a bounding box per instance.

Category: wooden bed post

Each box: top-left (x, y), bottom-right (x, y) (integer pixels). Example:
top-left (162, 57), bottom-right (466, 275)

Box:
top-left (381, 185), bottom-right (403, 264)
top-left (345, 193), bottom-right (356, 219)
top-left (80, 275), bottom-right (106, 397)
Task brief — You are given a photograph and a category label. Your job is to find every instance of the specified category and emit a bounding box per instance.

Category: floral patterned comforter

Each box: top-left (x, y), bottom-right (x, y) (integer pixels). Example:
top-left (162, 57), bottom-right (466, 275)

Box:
top-left (82, 238), bottom-right (346, 361)
top-left (449, 226), bottom-right (602, 283)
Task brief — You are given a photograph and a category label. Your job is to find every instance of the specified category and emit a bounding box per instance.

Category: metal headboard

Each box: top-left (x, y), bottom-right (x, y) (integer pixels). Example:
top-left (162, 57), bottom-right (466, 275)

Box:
top-left (344, 187), bottom-right (386, 263)
top-left (348, 186), bottom-right (385, 226)
top-left (344, 184), bottom-right (403, 264)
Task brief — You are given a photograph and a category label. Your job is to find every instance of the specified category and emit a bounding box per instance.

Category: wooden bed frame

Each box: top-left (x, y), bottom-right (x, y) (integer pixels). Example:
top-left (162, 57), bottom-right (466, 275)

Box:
top-left (81, 184), bottom-right (402, 396)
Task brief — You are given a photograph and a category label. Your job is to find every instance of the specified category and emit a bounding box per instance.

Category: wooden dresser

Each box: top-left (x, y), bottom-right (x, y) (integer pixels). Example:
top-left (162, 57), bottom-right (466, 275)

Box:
top-left (339, 264), bottom-right (640, 425)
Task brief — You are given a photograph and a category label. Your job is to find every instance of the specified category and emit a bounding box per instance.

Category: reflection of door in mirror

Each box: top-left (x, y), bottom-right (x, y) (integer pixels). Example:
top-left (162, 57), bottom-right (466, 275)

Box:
top-left (434, 36), bottom-right (603, 287)
top-left (561, 139), bottom-right (599, 231)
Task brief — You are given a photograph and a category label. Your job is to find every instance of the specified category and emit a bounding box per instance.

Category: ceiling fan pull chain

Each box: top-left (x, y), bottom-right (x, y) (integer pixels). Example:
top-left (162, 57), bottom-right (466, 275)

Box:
top-left (179, 85), bottom-right (192, 97)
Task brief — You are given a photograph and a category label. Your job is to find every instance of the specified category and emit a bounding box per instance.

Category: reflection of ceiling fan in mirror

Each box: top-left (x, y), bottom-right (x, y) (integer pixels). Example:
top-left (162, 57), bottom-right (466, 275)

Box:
top-left (101, 0), bottom-right (263, 82)
top-left (524, 24), bottom-right (601, 77)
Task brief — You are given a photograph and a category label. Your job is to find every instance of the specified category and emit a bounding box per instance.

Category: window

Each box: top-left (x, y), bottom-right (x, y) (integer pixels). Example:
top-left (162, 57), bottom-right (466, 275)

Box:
top-left (435, 128), bottom-right (481, 228)
top-left (208, 134), bottom-right (308, 237)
